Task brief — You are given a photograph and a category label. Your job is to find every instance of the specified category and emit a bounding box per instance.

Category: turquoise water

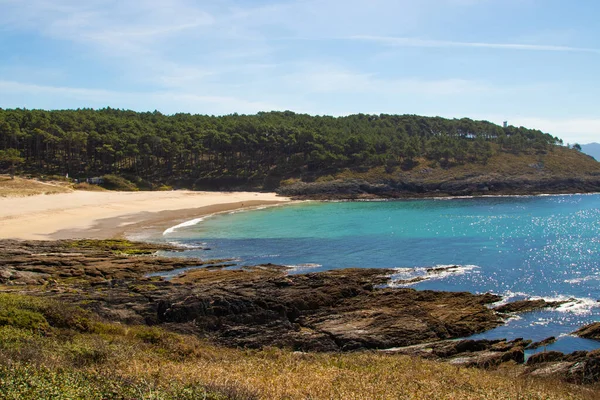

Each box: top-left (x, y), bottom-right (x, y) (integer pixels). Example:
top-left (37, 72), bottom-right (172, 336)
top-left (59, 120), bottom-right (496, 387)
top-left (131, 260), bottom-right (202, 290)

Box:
top-left (160, 194), bottom-right (600, 352)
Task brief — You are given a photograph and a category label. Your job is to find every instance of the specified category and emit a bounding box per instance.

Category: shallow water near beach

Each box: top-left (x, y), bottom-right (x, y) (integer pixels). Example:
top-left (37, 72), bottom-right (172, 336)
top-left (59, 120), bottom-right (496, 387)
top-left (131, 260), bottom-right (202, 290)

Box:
top-left (159, 194), bottom-right (600, 353)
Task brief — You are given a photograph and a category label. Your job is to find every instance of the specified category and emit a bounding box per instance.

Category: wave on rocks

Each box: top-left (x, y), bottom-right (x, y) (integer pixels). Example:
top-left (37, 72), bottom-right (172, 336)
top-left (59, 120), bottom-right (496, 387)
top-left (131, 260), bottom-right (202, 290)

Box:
top-left (388, 264), bottom-right (480, 287)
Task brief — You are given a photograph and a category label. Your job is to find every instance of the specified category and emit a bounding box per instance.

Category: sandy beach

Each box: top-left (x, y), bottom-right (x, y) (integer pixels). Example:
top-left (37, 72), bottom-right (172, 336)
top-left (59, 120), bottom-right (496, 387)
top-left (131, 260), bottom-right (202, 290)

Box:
top-left (0, 190), bottom-right (290, 240)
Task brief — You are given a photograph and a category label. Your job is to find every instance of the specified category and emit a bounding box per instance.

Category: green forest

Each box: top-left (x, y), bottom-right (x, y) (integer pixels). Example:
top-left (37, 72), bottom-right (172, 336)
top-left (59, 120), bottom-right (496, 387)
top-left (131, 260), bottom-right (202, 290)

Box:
top-left (0, 108), bottom-right (562, 189)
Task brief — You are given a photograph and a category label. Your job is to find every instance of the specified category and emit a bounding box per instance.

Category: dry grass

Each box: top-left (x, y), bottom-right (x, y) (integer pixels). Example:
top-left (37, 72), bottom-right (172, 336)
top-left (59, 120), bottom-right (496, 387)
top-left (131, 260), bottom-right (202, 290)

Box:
top-left (334, 147), bottom-right (600, 185)
top-left (120, 345), bottom-right (596, 400)
top-left (0, 293), bottom-right (596, 400)
top-left (0, 175), bottom-right (73, 197)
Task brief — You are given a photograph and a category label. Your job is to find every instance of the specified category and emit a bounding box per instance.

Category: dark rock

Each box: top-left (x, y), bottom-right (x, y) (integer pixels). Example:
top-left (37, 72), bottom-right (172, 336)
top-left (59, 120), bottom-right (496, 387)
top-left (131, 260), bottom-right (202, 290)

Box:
top-left (573, 322), bottom-right (600, 340)
top-left (277, 177), bottom-right (600, 200)
top-left (526, 336), bottom-right (556, 350)
top-left (526, 351), bottom-right (600, 384)
top-left (526, 351), bottom-right (564, 365)
top-left (494, 299), bottom-right (567, 313)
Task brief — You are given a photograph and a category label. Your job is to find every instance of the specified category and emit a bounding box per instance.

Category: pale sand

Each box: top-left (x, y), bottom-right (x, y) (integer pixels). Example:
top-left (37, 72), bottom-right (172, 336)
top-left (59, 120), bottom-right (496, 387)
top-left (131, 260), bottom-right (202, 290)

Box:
top-left (0, 191), bottom-right (290, 240)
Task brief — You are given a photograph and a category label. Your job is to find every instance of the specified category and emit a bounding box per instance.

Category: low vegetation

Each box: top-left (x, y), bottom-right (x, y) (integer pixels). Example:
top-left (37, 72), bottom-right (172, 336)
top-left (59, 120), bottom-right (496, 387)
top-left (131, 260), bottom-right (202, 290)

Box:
top-left (0, 291), bottom-right (596, 399)
top-left (0, 175), bottom-right (72, 197)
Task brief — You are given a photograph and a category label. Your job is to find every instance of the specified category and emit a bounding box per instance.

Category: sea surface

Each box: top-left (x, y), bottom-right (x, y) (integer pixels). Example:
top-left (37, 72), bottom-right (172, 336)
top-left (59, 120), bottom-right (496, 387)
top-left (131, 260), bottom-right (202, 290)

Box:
top-left (157, 194), bottom-right (600, 354)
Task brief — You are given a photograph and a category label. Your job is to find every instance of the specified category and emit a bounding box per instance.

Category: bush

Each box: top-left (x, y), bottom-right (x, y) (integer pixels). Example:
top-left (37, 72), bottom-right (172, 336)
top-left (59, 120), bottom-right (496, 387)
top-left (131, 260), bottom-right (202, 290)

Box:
top-left (0, 308), bottom-right (49, 332)
top-left (100, 174), bottom-right (138, 191)
top-left (0, 294), bottom-right (91, 332)
top-left (72, 182), bottom-right (107, 191)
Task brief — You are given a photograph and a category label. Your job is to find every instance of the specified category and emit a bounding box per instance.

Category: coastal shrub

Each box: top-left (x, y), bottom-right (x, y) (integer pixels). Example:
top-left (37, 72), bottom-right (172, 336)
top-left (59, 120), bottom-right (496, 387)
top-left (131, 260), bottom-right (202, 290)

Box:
top-left (0, 308), bottom-right (48, 332)
top-left (66, 336), bottom-right (110, 367)
top-left (132, 325), bottom-right (171, 345)
top-left (0, 364), bottom-right (237, 400)
top-left (72, 182), bottom-right (107, 191)
top-left (315, 174), bottom-right (335, 183)
top-left (100, 174), bottom-right (139, 191)
top-left (0, 294), bottom-right (49, 332)
top-left (41, 302), bottom-right (93, 332)
top-left (0, 293), bottom-right (91, 333)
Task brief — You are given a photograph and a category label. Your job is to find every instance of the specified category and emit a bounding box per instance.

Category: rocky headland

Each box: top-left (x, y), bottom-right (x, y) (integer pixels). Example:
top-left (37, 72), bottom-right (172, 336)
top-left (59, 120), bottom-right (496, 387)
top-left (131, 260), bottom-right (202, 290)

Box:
top-left (277, 176), bottom-right (600, 200)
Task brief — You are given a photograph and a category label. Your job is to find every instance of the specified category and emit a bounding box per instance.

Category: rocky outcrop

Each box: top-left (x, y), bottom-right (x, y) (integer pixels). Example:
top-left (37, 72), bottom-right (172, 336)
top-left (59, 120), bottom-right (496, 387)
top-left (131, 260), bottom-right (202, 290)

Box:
top-left (573, 322), bottom-right (600, 340)
top-left (0, 240), bottom-right (505, 352)
top-left (494, 299), bottom-right (567, 314)
top-left (383, 338), bottom-right (528, 368)
top-left (0, 239), bottom-right (230, 285)
top-left (384, 338), bottom-right (600, 384)
top-left (526, 350), bottom-right (600, 384)
top-left (277, 177), bottom-right (600, 199)
top-left (526, 336), bottom-right (556, 350)
top-left (154, 268), bottom-right (504, 351)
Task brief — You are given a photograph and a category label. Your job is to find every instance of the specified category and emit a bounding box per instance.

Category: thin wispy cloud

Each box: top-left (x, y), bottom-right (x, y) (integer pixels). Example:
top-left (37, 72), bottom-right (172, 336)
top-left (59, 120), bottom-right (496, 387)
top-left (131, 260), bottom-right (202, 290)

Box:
top-left (349, 35), bottom-right (600, 54)
top-left (0, 80), bottom-right (281, 115)
top-left (1, 0), bottom-right (600, 142)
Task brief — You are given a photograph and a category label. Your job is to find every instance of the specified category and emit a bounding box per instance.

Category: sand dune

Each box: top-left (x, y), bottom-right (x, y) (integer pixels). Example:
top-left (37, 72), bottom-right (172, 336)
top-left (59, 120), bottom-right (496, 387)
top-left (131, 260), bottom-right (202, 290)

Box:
top-left (0, 190), bottom-right (290, 240)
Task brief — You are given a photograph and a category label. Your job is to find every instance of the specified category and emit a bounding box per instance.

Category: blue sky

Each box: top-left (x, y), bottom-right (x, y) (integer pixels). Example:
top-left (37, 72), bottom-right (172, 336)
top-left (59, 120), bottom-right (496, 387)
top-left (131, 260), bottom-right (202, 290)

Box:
top-left (1, 0), bottom-right (599, 143)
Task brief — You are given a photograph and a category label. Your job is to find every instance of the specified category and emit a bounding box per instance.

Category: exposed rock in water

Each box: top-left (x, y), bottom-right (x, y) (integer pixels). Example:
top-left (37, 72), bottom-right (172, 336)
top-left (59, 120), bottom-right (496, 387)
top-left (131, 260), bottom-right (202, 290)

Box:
top-left (573, 322), bottom-right (600, 340)
top-left (494, 299), bottom-right (568, 313)
top-left (526, 336), bottom-right (557, 350)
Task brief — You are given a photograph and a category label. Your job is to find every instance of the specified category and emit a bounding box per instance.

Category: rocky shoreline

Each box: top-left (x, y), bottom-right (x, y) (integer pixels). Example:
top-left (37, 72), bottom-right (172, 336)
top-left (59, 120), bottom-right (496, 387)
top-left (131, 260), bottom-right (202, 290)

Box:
top-left (277, 177), bottom-right (600, 199)
top-left (1, 239), bottom-right (599, 385)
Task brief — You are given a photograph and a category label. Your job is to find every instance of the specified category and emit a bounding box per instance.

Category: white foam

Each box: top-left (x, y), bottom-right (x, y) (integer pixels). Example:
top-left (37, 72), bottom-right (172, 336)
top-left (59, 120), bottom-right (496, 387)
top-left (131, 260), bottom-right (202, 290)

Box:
top-left (489, 291), bottom-right (530, 308)
top-left (534, 295), bottom-right (600, 316)
top-left (167, 241), bottom-right (207, 250)
top-left (389, 264), bottom-right (480, 287)
top-left (287, 263), bottom-right (322, 272)
top-left (564, 275), bottom-right (600, 284)
top-left (491, 291), bottom-right (600, 316)
top-left (163, 217), bottom-right (205, 235)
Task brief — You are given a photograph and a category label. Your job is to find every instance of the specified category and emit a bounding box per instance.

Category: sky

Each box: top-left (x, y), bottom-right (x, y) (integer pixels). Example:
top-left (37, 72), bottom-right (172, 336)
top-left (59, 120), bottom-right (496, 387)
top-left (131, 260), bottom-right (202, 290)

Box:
top-left (0, 0), bottom-right (599, 144)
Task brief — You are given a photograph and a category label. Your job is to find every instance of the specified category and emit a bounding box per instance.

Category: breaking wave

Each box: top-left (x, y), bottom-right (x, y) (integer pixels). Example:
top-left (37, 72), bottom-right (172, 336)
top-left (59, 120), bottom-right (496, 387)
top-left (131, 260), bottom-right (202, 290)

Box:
top-left (389, 264), bottom-right (480, 287)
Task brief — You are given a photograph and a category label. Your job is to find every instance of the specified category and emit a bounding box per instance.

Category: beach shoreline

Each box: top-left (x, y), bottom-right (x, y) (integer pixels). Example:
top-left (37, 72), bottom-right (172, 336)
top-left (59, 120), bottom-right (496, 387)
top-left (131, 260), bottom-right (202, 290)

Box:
top-left (0, 190), bottom-right (291, 240)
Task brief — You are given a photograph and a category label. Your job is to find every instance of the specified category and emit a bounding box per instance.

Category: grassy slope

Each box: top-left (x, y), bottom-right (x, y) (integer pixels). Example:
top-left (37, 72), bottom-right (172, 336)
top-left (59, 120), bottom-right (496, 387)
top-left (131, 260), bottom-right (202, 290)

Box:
top-left (0, 292), bottom-right (596, 400)
top-left (331, 146), bottom-right (600, 185)
top-left (0, 176), bottom-right (73, 197)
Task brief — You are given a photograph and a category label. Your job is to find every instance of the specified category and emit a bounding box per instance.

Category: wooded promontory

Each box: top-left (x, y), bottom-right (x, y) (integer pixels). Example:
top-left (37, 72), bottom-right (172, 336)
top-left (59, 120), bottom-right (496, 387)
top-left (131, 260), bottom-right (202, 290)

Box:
top-left (1, 108), bottom-right (598, 196)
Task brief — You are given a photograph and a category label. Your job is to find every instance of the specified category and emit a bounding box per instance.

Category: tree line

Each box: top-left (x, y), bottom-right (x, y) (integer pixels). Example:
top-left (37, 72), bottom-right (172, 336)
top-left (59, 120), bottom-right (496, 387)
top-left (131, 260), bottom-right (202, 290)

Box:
top-left (0, 108), bottom-right (561, 187)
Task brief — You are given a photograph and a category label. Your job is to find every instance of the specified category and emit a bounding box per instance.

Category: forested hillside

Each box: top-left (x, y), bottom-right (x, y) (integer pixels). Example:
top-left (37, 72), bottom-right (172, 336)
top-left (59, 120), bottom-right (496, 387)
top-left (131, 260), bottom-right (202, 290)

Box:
top-left (0, 108), bottom-right (598, 195)
top-left (0, 108), bottom-right (569, 190)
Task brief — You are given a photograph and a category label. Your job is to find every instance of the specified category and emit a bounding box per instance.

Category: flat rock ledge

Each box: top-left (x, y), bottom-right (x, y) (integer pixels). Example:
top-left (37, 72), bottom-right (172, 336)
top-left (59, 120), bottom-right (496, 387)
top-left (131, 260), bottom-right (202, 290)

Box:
top-left (384, 338), bottom-right (600, 385)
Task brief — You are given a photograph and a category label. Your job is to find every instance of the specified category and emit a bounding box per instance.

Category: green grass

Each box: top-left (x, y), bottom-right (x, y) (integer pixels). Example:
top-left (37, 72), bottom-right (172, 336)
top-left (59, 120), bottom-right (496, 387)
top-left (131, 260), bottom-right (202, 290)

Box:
top-left (66, 239), bottom-right (161, 255)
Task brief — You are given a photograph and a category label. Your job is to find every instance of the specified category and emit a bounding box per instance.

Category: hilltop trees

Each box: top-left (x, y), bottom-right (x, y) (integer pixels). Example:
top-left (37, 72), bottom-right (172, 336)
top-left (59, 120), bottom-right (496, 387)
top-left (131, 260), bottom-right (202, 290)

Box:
top-left (0, 108), bottom-right (558, 186)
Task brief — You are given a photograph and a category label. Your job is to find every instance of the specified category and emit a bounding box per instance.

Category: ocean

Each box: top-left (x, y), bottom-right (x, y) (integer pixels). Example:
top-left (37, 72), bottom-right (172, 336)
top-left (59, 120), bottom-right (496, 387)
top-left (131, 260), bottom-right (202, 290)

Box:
top-left (156, 194), bottom-right (600, 354)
